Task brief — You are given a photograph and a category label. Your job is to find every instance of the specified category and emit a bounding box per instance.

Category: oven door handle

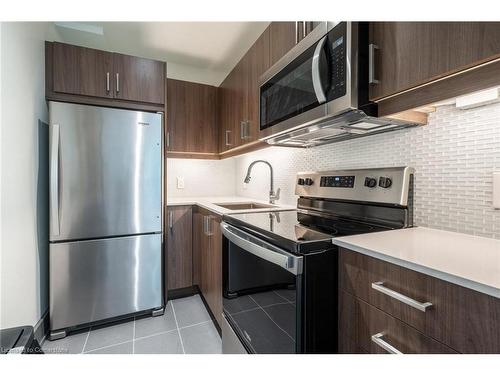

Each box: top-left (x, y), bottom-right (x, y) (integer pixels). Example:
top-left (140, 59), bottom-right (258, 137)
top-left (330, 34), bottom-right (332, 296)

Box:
top-left (221, 222), bottom-right (303, 275)
top-left (312, 35), bottom-right (327, 104)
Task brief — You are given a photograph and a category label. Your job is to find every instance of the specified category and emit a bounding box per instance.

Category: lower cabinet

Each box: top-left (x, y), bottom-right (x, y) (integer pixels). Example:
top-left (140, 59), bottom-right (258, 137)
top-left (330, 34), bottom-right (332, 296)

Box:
top-left (193, 207), bottom-right (223, 328)
top-left (338, 247), bottom-right (500, 354)
top-left (166, 206), bottom-right (193, 292)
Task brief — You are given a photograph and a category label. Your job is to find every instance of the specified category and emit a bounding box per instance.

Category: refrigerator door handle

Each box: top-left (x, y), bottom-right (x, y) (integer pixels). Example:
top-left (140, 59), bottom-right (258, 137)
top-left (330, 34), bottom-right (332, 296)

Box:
top-left (50, 124), bottom-right (60, 236)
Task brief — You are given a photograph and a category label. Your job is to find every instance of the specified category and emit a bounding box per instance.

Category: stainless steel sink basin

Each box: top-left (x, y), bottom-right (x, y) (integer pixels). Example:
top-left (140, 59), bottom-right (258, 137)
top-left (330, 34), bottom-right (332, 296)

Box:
top-left (214, 202), bottom-right (275, 210)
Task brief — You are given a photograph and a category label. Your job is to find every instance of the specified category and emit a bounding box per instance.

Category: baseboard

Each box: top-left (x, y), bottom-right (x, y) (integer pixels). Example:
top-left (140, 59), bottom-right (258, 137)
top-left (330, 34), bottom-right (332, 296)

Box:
top-left (167, 286), bottom-right (199, 300)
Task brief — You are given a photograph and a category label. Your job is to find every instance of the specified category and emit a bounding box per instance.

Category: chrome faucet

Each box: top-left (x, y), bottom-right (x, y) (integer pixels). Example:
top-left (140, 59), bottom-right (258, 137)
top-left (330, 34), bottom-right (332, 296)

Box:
top-left (243, 160), bottom-right (281, 204)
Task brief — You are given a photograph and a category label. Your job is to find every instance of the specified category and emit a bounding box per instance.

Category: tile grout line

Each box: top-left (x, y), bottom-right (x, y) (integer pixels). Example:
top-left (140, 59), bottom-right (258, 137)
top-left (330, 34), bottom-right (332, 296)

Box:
top-left (81, 328), bottom-right (91, 354)
top-left (83, 338), bottom-right (134, 354)
top-left (248, 295), bottom-right (295, 342)
top-left (170, 301), bottom-right (186, 354)
top-left (178, 319), bottom-right (213, 331)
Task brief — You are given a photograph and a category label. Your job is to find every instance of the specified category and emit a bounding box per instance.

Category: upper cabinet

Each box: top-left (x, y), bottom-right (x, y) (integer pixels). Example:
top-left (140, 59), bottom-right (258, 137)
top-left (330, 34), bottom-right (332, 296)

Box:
top-left (269, 22), bottom-right (319, 65)
top-left (369, 22), bottom-right (500, 111)
top-left (167, 79), bottom-right (218, 156)
top-left (46, 42), bottom-right (166, 109)
top-left (113, 53), bottom-right (165, 105)
top-left (52, 42), bottom-right (114, 99)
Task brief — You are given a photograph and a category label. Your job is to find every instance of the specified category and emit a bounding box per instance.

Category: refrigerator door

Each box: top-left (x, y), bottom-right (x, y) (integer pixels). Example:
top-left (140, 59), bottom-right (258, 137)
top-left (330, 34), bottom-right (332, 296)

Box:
top-left (49, 234), bottom-right (162, 332)
top-left (49, 102), bottom-right (162, 242)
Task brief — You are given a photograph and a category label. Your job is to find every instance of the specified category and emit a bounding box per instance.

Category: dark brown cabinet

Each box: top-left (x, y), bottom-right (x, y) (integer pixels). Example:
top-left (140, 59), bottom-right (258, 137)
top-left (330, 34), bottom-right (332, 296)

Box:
top-left (46, 41), bottom-right (165, 108)
top-left (52, 42), bottom-right (114, 99)
top-left (269, 21), bottom-right (318, 66)
top-left (166, 79), bottom-right (218, 156)
top-left (113, 53), bottom-right (165, 105)
top-left (166, 206), bottom-right (193, 292)
top-left (339, 247), bottom-right (500, 354)
top-left (369, 22), bottom-right (500, 108)
top-left (193, 207), bottom-right (222, 328)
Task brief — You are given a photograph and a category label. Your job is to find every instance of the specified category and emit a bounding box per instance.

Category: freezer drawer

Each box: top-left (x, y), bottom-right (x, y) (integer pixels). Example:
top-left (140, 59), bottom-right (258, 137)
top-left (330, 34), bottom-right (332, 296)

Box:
top-left (49, 234), bottom-right (162, 332)
top-left (49, 102), bottom-right (162, 241)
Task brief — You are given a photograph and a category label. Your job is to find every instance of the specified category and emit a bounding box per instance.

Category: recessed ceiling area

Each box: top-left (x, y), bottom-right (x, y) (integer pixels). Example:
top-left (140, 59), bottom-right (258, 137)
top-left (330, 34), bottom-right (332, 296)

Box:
top-left (50, 22), bottom-right (270, 86)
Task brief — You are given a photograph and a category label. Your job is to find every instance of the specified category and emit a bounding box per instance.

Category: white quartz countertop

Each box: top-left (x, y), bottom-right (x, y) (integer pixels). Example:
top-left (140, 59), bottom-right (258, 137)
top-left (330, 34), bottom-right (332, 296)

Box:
top-left (332, 227), bottom-right (500, 298)
top-left (166, 196), bottom-right (296, 216)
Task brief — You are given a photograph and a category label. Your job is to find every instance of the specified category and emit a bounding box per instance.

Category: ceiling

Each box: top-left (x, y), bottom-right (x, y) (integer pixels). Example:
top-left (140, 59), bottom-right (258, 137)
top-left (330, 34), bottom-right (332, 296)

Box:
top-left (50, 22), bottom-right (270, 86)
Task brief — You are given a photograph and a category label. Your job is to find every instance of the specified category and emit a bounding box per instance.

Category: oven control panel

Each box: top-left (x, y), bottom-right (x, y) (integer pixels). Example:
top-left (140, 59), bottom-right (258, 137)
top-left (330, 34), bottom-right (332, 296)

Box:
top-left (295, 167), bottom-right (414, 206)
top-left (320, 175), bottom-right (355, 188)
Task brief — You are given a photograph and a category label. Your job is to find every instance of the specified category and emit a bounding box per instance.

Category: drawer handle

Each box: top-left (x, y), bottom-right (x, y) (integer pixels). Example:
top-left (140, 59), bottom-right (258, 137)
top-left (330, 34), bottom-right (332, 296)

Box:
top-left (371, 333), bottom-right (403, 354)
top-left (372, 281), bottom-right (432, 312)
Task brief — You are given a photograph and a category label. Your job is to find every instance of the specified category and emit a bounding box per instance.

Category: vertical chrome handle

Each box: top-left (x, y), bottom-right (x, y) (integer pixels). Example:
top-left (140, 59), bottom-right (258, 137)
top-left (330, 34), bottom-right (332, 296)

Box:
top-left (166, 131), bottom-right (171, 149)
top-left (203, 216), bottom-right (208, 235)
top-left (295, 22), bottom-right (299, 44)
top-left (116, 73), bottom-right (120, 92)
top-left (302, 21), bottom-right (307, 38)
top-left (312, 35), bottom-right (328, 104)
top-left (50, 124), bottom-right (60, 236)
top-left (225, 130), bottom-right (232, 146)
top-left (369, 44), bottom-right (380, 84)
top-left (371, 333), bottom-right (403, 354)
top-left (106, 72), bottom-right (110, 92)
top-left (168, 211), bottom-right (173, 230)
top-left (240, 121), bottom-right (251, 140)
top-left (371, 281), bottom-right (432, 312)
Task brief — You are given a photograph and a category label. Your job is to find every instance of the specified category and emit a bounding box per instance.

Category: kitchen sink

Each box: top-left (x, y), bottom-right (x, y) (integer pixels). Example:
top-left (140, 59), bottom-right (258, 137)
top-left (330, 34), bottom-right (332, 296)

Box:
top-left (214, 202), bottom-right (275, 210)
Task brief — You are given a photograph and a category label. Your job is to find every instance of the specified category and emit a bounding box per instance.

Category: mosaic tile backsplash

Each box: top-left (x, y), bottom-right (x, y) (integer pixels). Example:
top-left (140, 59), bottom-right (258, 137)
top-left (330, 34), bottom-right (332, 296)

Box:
top-left (234, 103), bottom-right (500, 239)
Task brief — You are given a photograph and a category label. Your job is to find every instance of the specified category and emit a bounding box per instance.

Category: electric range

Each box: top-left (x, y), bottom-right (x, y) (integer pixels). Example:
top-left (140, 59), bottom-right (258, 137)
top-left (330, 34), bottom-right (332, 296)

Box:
top-left (221, 167), bottom-right (414, 354)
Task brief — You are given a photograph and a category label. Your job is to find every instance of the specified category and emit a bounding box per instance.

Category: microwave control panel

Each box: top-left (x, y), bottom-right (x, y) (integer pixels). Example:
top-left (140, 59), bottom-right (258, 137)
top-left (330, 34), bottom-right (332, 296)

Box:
top-left (326, 22), bottom-right (347, 100)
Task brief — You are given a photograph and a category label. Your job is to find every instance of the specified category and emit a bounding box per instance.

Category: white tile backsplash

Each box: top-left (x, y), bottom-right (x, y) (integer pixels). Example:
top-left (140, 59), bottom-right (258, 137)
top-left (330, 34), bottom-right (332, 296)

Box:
top-left (234, 103), bottom-right (500, 239)
top-left (167, 157), bottom-right (236, 197)
top-left (167, 102), bottom-right (500, 239)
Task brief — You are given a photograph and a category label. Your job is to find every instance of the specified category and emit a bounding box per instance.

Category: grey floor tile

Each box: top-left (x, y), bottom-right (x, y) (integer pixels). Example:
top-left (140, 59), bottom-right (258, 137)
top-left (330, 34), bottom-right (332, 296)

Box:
top-left (172, 295), bottom-right (211, 328)
top-left (84, 320), bottom-right (134, 352)
top-left (135, 302), bottom-right (176, 339)
top-left (134, 330), bottom-right (183, 354)
top-left (224, 295), bottom-right (258, 315)
top-left (86, 341), bottom-right (133, 354)
top-left (264, 303), bottom-right (296, 340)
top-left (250, 291), bottom-right (287, 307)
top-left (180, 322), bottom-right (221, 354)
top-left (42, 330), bottom-right (89, 354)
top-left (274, 289), bottom-right (296, 303)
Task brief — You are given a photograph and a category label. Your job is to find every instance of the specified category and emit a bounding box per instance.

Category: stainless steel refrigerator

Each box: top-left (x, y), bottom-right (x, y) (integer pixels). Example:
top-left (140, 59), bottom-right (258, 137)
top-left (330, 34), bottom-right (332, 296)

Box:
top-left (48, 102), bottom-right (164, 340)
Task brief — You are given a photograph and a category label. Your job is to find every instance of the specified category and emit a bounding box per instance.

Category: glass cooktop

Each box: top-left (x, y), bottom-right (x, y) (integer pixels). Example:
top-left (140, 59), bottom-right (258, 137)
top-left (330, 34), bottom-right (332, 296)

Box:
top-left (223, 209), bottom-right (391, 254)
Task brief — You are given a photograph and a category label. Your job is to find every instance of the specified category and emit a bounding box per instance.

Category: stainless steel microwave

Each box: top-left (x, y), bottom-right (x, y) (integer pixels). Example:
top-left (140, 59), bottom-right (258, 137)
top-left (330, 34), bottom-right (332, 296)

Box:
top-left (259, 22), bottom-right (416, 147)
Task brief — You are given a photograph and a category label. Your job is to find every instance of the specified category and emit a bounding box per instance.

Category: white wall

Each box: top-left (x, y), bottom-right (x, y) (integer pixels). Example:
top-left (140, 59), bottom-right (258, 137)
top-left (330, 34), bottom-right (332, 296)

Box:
top-left (0, 22), bottom-right (54, 329)
top-left (167, 157), bottom-right (236, 197)
top-left (234, 103), bottom-right (500, 239)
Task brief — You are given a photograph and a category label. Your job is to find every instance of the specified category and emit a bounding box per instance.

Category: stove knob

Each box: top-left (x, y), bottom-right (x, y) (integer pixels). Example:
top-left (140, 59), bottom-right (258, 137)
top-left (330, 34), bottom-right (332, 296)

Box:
top-left (304, 178), bottom-right (314, 186)
top-left (297, 178), bottom-right (305, 186)
top-left (364, 177), bottom-right (377, 188)
top-left (379, 176), bottom-right (393, 188)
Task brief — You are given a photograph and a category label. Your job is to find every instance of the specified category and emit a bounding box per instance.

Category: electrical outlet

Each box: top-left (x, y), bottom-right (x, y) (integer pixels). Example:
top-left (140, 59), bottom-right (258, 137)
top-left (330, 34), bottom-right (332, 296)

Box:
top-left (177, 176), bottom-right (185, 189)
top-left (493, 172), bottom-right (500, 209)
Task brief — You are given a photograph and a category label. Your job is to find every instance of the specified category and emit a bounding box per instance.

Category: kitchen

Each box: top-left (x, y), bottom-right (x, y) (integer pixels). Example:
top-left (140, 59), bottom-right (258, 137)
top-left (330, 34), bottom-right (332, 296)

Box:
top-left (1, 1), bottom-right (500, 373)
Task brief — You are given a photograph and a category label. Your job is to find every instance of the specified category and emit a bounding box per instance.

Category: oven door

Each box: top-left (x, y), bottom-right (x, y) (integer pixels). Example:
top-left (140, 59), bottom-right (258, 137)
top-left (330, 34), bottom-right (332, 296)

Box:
top-left (259, 22), bottom-right (350, 140)
top-left (221, 222), bottom-right (303, 354)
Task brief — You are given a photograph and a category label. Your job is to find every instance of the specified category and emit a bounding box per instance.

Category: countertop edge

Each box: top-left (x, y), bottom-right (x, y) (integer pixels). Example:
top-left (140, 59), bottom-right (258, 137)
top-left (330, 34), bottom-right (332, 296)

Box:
top-left (333, 238), bottom-right (500, 299)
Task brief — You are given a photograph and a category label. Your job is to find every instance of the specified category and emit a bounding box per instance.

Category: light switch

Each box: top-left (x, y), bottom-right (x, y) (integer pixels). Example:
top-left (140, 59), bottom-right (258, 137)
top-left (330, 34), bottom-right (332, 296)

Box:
top-left (494, 172), bottom-right (500, 209)
top-left (177, 176), bottom-right (185, 189)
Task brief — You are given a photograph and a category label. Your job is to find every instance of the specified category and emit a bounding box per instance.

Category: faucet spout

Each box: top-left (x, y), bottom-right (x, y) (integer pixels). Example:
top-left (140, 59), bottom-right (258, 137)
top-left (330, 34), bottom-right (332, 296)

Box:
top-left (243, 160), bottom-right (280, 204)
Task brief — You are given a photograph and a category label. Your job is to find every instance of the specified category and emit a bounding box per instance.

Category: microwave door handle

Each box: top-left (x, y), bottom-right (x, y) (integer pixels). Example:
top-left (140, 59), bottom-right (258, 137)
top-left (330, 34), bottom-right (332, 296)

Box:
top-left (220, 222), bottom-right (303, 275)
top-left (312, 35), bottom-right (328, 104)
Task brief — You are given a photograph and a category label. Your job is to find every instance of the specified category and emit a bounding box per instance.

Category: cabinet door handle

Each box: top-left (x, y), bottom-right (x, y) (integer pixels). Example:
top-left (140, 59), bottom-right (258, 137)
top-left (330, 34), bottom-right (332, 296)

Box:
top-left (106, 72), bottom-right (110, 92)
top-left (302, 21), bottom-right (307, 38)
top-left (168, 211), bottom-right (173, 230)
top-left (369, 44), bottom-right (380, 84)
top-left (240, 121), bottom-right (251, 140)
top-left (116, 73), bottom-right (120, 92)
top-left (295, 22), bottom-right (299, 44)
top-left (166, 131), bottom-right (171, 149)
top-left (371, 281), bottom-right (432, 312)
top-left (225, 130), bottom-right (232, 146)
top-left (371, 333), bottom-right (403, 354)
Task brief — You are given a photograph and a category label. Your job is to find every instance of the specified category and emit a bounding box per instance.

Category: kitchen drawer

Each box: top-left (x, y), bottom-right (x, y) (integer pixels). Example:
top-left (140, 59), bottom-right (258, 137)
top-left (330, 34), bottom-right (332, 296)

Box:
top-left (339, 248), bottom-right (500, 353)
top-left (339, 290), bottom-right (457, 354)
